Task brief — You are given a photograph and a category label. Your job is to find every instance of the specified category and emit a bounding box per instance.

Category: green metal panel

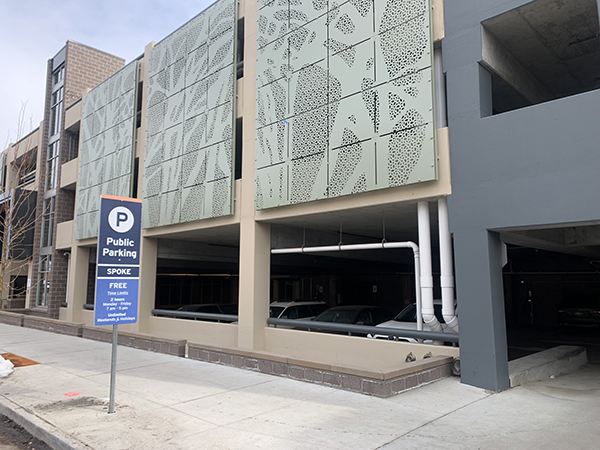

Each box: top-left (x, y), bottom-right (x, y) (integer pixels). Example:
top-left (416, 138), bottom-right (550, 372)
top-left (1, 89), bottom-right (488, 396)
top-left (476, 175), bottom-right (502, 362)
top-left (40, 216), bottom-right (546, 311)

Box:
top-left (255, 0), bottom-right (437, 209)
top-left (143, 0), bottom-right (237, 228)
top-left (76, 60), bottom-right (138, 239)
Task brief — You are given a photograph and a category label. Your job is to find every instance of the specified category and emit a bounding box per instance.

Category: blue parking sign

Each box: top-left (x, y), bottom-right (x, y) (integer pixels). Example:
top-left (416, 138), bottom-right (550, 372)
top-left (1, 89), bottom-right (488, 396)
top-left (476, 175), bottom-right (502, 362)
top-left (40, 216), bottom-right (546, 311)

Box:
top-left (94, 195), bottom-right (142, 326)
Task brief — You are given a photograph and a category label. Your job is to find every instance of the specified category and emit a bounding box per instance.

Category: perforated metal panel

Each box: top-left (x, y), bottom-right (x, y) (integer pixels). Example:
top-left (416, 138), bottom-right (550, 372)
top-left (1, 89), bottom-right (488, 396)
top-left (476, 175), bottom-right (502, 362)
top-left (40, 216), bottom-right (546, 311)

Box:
top-left (76, 61), bottom-right (138, 239)
top-left (255, 0), bottom-right (437, 209)
top-left (143, 0), bottom-right (237, 228)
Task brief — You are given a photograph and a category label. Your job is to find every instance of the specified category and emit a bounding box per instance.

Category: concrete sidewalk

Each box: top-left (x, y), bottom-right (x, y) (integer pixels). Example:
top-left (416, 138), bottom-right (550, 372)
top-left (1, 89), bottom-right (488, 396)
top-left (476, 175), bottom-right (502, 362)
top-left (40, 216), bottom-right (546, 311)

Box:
top-left (0, 323), bottom-right (599, 450)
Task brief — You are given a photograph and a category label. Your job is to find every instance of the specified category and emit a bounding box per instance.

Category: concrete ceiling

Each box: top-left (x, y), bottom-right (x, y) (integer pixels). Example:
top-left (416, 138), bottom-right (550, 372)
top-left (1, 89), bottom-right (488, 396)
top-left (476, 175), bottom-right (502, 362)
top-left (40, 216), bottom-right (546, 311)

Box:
top-left (498, 222), bottom-right (600, 259)
top-left (483, 0), bottom-right (600, 99)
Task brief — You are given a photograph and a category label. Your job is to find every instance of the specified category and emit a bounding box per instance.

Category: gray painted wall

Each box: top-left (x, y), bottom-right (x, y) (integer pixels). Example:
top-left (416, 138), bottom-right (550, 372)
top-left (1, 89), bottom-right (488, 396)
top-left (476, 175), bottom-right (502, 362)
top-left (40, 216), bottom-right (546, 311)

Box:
top-left (443, 0), bottom-right (600, 390)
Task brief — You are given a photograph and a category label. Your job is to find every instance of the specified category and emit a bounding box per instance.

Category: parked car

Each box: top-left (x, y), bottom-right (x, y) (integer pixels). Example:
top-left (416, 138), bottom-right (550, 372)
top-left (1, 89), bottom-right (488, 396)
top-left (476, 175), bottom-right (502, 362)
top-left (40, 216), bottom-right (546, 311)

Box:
top-left (558, 295), bottom-right (600, 327)
top-left (269, 301), bottom-right (328, 320)
top-left (370, 301), bottom-right (457, 342)
top-left (311, 305), bottom-right (395, 330)
top-left (171, 303), bottom-right (239, 322)
top-left (177, 303), bottom-right (238, 315)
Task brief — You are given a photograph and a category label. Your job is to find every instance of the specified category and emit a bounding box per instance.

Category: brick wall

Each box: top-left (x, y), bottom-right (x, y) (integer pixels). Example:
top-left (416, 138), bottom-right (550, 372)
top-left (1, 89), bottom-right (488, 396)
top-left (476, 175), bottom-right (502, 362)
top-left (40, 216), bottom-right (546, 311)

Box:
top-left (64, 41), bottom-right (125, 108)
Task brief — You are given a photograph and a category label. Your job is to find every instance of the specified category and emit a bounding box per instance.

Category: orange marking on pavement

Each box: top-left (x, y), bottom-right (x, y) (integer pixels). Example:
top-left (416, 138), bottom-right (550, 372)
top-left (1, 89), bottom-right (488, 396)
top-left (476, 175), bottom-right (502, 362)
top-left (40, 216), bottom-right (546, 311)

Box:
top-left (0, 353), bottom-right (39, 367)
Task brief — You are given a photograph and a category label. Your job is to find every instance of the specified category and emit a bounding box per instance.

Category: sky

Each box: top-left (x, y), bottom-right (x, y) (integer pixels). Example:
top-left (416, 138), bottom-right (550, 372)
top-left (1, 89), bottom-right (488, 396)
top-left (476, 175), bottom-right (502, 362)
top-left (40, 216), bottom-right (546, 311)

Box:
top-left (0, 0), bottom-right (215, 147)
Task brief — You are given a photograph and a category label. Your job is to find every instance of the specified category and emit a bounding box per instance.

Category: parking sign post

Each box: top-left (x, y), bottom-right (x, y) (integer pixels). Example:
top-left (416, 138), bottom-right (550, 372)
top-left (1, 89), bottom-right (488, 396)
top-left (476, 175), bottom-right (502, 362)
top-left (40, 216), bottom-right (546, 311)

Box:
top-left (94, 195), bottom-right (142, 414)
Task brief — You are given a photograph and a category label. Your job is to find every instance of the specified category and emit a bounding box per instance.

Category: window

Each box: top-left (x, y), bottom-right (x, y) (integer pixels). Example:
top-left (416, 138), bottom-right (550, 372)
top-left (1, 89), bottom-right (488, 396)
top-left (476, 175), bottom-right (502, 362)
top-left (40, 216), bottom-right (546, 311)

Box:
top-left (49, 64), bottom-right (64, 137)
top-left (52, 66), bottom-right (64, 85)
top-left (10, 276), bottom-right (27, 299)
top-left (50, 87), bottom-right (63, 137)
top-left (36, 255), bottom-right (51, 307)
top-left (46, 141), bottom-right (59, 190)
top-left (16, 148), bottom-right (37, 187)
top-left (41, 197), bottom-right (55, 248)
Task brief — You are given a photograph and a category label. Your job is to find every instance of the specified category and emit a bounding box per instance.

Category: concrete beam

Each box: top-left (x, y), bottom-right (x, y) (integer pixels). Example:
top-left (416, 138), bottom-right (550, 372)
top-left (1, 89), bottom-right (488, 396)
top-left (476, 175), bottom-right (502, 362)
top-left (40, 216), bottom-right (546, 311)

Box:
top-left (481, 25), bottom-right (554, 104)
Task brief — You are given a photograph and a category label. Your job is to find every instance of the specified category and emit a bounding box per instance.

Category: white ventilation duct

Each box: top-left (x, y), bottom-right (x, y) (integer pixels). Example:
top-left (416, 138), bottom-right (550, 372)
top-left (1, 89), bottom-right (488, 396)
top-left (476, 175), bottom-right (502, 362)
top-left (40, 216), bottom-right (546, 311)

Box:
top-left (438, 197), bottom-right (459, 333)
top-left (417, 201), bottom-right (443, 333)
top-left (271, 241), bottom-right (422, 330)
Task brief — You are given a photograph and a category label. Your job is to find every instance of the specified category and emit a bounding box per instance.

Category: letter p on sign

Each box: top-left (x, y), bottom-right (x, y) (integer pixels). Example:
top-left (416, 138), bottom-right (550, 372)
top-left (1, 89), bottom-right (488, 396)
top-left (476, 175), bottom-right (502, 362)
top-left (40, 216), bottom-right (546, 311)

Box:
top-left (108, 206), bottom-right (134, 233)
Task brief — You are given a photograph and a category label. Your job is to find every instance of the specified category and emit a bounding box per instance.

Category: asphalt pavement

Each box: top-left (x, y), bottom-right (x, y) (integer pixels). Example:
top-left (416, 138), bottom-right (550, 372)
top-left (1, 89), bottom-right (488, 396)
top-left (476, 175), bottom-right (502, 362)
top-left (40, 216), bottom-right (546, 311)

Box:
top-left (1, 323), bottom-right (599, 450)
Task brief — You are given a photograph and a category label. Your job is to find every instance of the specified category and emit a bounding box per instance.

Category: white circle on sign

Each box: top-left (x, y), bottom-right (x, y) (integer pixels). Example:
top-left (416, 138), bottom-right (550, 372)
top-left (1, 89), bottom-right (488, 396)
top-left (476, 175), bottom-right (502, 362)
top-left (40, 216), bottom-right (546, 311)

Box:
top-left (108, 206), bottom-right (134, 233)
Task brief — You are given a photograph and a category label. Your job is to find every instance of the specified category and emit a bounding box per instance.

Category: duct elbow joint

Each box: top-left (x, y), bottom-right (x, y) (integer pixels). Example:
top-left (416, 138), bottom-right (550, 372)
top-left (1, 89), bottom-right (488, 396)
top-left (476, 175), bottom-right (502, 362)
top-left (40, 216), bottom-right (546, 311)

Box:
top-left (443, 314), bottom-right (459, 333)
top-left (423, 313), bottom-right (443, 333)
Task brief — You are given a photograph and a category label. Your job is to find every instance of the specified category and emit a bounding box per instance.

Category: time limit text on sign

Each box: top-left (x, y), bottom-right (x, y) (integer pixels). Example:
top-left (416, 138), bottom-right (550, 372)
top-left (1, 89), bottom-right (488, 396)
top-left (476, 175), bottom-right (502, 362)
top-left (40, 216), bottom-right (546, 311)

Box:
top-left (94, 195), bottom-right (142, 326)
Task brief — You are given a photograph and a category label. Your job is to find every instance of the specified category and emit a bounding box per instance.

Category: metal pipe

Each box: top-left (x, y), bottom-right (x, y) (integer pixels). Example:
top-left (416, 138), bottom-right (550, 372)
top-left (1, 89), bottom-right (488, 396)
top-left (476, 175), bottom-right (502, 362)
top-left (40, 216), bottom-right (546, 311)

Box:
top-left (267, 317), bottom-right (459, 344)
top-left (64, 251), bottom-right (71, 306)
top-left (151, 309), bottom-right (239, 323)
top-left (438, 197), bottom-right (459, 333)
top-left (271, 241), bottom-right (418, 254)
top-left (271, 241), bottom-right (421, 328)
top-left (108, 324), bottom-right (118, 414)
top-left (418, 202), bottom-right (442, 333)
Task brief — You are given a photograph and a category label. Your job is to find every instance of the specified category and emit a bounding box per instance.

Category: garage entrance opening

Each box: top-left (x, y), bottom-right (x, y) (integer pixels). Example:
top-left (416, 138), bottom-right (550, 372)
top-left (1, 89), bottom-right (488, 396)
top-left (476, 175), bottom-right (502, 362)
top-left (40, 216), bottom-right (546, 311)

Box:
top-left (503, 244), bottom-right (600, 364)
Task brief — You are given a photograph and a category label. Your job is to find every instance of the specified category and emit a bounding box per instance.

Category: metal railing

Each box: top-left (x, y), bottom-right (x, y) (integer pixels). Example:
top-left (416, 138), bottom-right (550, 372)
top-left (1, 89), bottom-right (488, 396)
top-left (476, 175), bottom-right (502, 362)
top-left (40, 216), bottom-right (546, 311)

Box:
top-left (267, 318), bottom-right (460, 344)
top-left (152, 308), bottom-right (238, 323)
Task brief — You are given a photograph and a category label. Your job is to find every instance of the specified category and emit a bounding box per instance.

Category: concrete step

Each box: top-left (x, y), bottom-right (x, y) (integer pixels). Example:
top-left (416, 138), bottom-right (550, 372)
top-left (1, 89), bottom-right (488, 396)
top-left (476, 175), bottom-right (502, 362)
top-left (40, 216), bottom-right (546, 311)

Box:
top-left (509, 345), bottom-right (587, 387)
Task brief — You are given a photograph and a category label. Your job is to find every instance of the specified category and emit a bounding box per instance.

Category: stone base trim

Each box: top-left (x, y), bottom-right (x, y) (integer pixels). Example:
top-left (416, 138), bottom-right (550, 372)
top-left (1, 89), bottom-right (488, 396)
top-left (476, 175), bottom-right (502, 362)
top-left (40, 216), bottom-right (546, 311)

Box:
top-left (22, 316), bottom-right (84, 337)
top-left (188, 342), bottom-right (454, 398)
top-left (0, 311), bottom-right (25, 327)
top-left (82, 326), bottom-right (186, 357)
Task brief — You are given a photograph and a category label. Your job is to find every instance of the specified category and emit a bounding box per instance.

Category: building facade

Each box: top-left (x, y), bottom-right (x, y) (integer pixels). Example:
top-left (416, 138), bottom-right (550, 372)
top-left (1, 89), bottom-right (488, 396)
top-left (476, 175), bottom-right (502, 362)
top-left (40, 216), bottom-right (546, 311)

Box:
top-left (4, 0), bottom-right (598, 392)
top-left (444, 0), bottom-right (600, 390)
top-left (31, 41), bottom-right (125, 317)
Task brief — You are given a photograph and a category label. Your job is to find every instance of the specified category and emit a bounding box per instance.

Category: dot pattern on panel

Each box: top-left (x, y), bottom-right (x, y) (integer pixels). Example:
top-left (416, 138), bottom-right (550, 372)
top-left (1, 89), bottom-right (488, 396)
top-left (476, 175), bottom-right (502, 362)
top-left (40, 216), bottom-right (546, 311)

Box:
top-left (329, 129), bottom-right (363, 197)
top-left (143, 0), bottom-right (236, 228)
top-left (352, 172), bottom-right (368, 194)
top-left (255, 0), bottom-right (435, 209)
top-left (76, 60), bottom-right (138, 239)
top-left (290, 153), bottom-right (325, 204)
top-left (350, 0), bottom-right (371, 17)
top-left (210, 179), bottom-right (229, 217)
top-left (388, 92), bottom-right (405, 120)
top-left (335, 14), bottom-right (355, 34)
top-left (181, 185), bottom-right (205, 223)
top-left (255, 177), bottom-right (265, 209)
top-left (388, 109), bottom-right (426, 187)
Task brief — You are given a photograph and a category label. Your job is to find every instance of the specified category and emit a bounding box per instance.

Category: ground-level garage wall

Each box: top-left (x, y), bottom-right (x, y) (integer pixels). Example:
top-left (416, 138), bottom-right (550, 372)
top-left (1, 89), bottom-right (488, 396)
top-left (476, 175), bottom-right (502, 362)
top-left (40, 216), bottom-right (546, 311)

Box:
top-left (148, 316), bottom-right (238, 348)
top-left (264, 327), bottom-right (459, 370)
top-left (443, 0), bottom-right (600, 391)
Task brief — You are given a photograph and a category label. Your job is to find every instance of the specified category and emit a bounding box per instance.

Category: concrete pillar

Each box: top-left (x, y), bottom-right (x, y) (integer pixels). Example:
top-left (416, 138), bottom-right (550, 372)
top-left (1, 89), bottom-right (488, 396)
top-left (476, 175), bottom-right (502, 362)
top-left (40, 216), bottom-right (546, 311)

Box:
top-left (65, 245), bottom-right (90, 323)
top-left (134, 236), bottom-right (157, 333)
top-left (236, 0), bottom-right (270, 351)
top-left (237, 220), bottom-right (270, 351)
top-left (454, 229), bottom-right (509, 391)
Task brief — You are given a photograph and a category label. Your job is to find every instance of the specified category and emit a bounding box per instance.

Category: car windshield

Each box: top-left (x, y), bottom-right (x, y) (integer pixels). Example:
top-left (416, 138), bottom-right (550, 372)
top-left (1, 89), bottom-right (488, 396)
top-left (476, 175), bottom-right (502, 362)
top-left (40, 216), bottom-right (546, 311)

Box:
top-left (394, 304), bottom-right (445, 323)
top-left (269, 306), bottom-right (285, 318)
top-left (314, 308), bottom-right (360, 323)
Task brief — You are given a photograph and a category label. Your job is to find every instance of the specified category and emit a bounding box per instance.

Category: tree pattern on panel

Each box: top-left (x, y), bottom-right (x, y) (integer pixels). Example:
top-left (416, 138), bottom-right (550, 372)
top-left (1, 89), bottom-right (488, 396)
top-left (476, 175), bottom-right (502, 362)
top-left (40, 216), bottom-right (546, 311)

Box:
top-left (143, 0), bottom-right (236, 229)
top-left (76, 61), bottom-right (138, 240)
top-left (255, 0), bottom-right (436, 209)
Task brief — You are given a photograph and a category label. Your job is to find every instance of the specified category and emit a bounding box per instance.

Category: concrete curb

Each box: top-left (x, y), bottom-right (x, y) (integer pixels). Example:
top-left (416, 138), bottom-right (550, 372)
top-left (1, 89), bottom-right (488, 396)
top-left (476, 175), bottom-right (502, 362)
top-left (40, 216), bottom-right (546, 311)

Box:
top-left (0, 394), bottom-right (89, 450)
